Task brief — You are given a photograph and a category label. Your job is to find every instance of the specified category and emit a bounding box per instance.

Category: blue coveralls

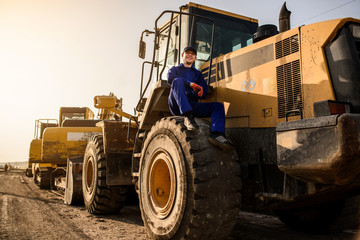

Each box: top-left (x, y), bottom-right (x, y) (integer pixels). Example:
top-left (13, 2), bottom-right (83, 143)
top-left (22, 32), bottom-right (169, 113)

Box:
top-left (167, 63), bottom-right (225, 134)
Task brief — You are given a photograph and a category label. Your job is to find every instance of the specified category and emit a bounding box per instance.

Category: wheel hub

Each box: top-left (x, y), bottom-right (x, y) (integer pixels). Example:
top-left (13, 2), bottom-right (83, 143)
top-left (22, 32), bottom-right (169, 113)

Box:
top-left (85, 156), bottom-right (94, 194)
top-left (148, 151), bottom-right (176, 219)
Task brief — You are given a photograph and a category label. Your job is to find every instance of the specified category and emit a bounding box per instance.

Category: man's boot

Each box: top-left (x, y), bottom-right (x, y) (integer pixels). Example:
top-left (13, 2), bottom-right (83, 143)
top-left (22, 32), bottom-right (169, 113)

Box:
top-left (183, 112), bottom-right (199, 131)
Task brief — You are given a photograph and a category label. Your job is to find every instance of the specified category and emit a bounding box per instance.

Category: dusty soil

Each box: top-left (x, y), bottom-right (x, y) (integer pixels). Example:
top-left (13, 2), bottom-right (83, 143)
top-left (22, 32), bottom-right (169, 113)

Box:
top-left (1, 169), bottom-right (359, 240)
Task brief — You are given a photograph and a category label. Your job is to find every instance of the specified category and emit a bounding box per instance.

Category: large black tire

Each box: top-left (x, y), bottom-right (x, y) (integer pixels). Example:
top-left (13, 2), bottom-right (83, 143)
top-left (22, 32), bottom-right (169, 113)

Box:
top-left (25, 167), bottom-right (33, 177)
top-left (275, 200), bottom-right (344, 232)
top-left (139, 117), bottom-right (241, 240)
top-left (33, 168), bottom-right (51, 189)
top-left (82, 135), bottom-right (128, 214)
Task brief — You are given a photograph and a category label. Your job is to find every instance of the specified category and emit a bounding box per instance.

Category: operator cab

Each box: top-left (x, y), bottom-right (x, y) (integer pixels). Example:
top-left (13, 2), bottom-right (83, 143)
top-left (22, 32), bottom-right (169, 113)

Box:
top-left (139, 3), bottom-right (258, 82)
top-left (59, 107), bottom-right (94, 126)
top-left (137, 2), bottom-right (258, 128)
top-left (178, 4), bottom-right (257, 70)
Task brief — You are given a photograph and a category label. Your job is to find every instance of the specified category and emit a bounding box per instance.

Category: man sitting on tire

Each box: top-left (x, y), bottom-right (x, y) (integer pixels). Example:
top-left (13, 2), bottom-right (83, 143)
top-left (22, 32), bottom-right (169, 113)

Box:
top-left (167, 46), bottom-right (233, 150)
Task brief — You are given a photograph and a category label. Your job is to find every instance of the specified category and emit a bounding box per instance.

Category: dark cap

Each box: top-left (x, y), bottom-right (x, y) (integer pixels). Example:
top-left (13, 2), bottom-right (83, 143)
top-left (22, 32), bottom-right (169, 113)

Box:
top-left (183, 46), bottom-right (197, 55)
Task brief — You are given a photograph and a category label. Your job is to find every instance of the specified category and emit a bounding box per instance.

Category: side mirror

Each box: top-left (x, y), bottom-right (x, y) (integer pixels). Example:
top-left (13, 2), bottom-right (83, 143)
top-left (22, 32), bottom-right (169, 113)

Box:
top-left (139, 40), bottom-right (146, 59)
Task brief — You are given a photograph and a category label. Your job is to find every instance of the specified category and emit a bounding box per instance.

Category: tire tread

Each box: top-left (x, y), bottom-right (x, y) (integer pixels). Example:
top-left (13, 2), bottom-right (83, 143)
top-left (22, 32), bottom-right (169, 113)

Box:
top-left (83, 135), bottom-right (128, 215)
top-left (140, 117), bottom-right (241, 240)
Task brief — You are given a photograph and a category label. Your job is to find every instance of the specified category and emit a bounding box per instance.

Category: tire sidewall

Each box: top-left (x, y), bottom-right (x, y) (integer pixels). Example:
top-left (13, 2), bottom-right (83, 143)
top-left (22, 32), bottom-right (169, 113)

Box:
top-left (82, 140), bottom-right (98, 206)
top-left (33, 169), bottom-right (39, 185)
top-left (139, 128), bottom-right (188, 238)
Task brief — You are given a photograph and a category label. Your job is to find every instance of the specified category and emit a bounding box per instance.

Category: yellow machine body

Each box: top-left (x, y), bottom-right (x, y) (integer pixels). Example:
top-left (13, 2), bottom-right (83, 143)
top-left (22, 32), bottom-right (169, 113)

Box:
top-left (202, 18), bottom-right (360, 128)
top-left (29, 108), bottom-right (95, 164)
top-left (28, 108), bottom-right (96, 178)
top-left (94, 94), bottom-right (135, 121)
top-left (29, 139), bottom-right (42, 163)
top-left (38, 107), bottom-right (96, 164)
top-left (41, 127), bottom-right (102, 164)
top-left (137, 9), bottom-right (359, 130)
top-left (199, 17), bottom-right (360, 186)
top-left (29, 119), bottom-right (59, 163)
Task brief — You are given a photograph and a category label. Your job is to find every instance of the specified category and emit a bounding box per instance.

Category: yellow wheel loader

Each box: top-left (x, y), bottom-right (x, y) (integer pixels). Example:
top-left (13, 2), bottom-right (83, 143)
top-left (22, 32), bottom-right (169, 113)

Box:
top-left (80, 2), bottom-right (360, 239)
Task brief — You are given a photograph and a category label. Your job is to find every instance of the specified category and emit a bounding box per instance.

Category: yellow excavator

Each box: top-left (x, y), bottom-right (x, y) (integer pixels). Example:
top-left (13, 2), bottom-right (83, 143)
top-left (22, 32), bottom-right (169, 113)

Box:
top-left (29, 107), bottom-right (95, 189)
top-left (28, 94), bottom-right (127, 203)
top-left (26, 119), bottom-right (57, 177)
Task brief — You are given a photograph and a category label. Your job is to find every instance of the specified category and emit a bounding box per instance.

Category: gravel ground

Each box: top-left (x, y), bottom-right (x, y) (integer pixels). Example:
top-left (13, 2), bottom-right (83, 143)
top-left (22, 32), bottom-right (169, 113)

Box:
top-left (1, 169), bottom-right (359, 240)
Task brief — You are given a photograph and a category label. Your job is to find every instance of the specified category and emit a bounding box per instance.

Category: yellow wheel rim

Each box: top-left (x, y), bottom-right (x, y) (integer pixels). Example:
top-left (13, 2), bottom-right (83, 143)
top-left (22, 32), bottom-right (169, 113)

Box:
top-left (148, 151), bottom-right (176, 219)
top-left (86, 156), bottom-right (94, 193)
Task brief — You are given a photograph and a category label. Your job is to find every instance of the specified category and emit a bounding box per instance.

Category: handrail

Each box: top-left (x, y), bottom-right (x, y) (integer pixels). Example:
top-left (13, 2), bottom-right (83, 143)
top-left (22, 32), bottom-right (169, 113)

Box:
top-left (159, 12), bottom-right (175, 80)
top-left (139, 61), bottom-right (153, 99)
top-left (135, 10), bottom-right (216, 113)
top-left (34, 119), bottom-right (58, 139)
top-left (127, 116), bottom-right (139, 143)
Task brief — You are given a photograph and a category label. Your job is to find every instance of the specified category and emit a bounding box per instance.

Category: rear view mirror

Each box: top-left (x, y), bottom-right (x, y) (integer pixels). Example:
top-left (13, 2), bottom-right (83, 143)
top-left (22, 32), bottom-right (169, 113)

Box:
top-left (138, 30), bottom-right (155, 59)
top-left (139, 40), bottom-right (146, 59)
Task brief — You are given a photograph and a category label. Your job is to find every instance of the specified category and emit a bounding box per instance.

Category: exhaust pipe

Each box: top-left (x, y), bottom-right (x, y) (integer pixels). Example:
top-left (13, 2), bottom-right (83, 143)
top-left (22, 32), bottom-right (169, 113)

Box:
top-left (279, 2), bottom-right (291, 33)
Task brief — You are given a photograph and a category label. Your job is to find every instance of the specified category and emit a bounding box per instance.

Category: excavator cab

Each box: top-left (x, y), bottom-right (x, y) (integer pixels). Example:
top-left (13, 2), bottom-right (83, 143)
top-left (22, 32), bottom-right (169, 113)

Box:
top-left (59, 107), bottom-right (94, 126)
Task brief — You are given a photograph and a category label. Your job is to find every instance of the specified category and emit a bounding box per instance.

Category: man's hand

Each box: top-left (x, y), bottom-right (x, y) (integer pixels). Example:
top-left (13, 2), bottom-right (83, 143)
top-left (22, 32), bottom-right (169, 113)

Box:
top-left (190, 82), bottom-right (203, 97)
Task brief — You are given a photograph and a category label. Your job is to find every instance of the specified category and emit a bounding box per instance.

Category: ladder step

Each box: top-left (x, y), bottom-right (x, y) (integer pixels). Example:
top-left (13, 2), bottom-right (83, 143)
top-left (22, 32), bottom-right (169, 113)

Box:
top-left (132, 172), bottom-right (139, 177)
top-left (133, 153), bottom-right (141, 158)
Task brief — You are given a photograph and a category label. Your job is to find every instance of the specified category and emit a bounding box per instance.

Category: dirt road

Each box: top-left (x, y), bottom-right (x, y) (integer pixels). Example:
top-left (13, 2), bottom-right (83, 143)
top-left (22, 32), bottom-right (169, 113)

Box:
top-left (0, 170), bottom-right (359, 240)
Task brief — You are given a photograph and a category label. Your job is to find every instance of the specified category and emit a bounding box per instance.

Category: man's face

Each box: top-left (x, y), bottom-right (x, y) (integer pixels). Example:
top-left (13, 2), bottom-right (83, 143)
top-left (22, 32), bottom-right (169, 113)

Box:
top-left (182, 50), bottom-right (196, 66)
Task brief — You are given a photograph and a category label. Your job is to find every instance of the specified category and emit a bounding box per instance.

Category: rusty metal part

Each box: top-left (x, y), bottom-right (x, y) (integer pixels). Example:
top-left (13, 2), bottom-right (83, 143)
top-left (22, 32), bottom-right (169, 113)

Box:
top-left (51, 167), bottom-right (67, 190)
top-left (96, 121), bottom-right (137, 185)
top-left (258, 183), bottom-right (360, 211)
top-left (277, 113), bottom-right (360, 186)
top-left (64, 157), bottom-right (83, 205)
top-left (279, 2), bottom-right (291, 33)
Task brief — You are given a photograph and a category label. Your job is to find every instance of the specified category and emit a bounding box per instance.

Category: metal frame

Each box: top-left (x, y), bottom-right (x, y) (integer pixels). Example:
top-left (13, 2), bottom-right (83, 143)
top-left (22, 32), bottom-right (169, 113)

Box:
top-left (34, 119), bottom-right (58, 139)
top-left (136, 10), bottom-right (215, 112)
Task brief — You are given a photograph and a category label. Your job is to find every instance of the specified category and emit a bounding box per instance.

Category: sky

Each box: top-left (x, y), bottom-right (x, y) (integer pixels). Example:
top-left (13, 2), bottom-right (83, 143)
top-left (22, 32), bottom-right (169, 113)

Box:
top-left (0, 0), bottom-right (359, 163)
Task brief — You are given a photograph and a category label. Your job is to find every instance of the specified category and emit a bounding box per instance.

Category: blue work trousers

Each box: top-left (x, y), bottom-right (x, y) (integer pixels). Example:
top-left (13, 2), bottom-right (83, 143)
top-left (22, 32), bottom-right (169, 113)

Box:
top-left (168, 77), bottom-right (225, 134)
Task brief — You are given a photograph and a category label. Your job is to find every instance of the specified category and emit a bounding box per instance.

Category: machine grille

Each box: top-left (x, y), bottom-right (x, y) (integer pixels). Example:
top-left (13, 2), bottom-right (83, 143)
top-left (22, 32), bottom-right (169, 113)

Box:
top-left (275, 35), bottom-right (299, 59)
top-left (277, 59), bottom-right (302, 118)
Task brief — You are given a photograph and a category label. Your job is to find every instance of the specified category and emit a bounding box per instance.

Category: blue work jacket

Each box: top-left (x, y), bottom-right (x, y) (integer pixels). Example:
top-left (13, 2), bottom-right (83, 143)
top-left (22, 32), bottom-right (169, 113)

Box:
top-left (167, 63), bottom-right (208, 102)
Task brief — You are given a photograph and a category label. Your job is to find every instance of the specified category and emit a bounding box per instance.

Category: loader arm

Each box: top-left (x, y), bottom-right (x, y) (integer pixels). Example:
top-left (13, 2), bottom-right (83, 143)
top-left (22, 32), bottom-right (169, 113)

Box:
top-left (93, 95), bottom-right (137, 122)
